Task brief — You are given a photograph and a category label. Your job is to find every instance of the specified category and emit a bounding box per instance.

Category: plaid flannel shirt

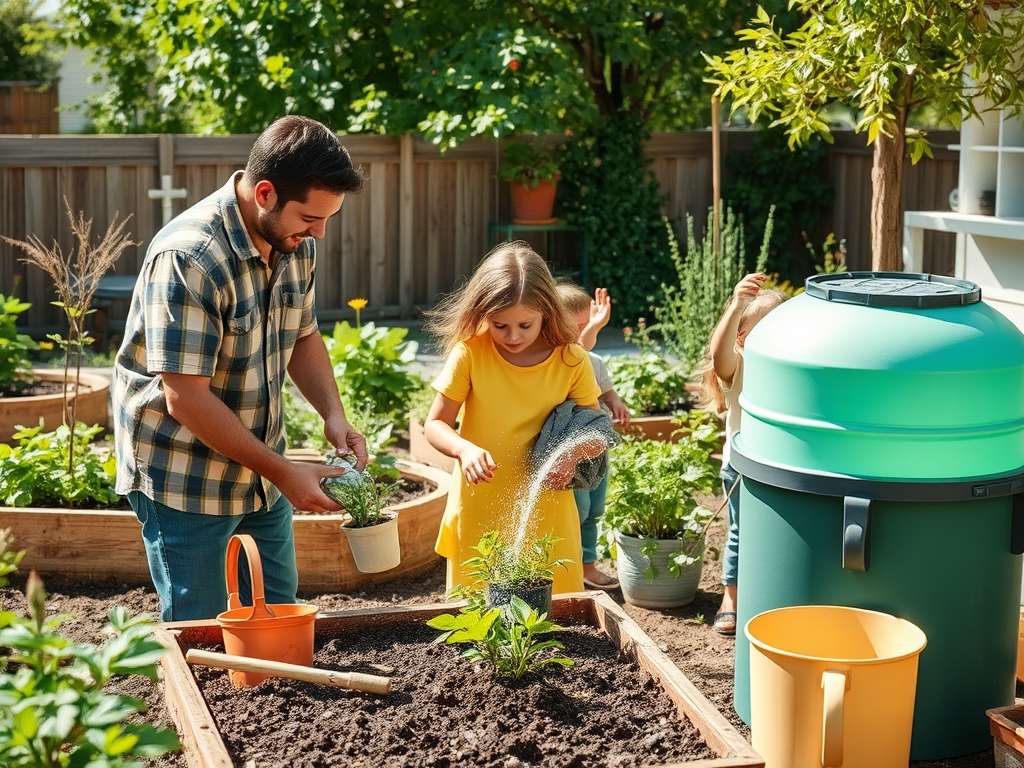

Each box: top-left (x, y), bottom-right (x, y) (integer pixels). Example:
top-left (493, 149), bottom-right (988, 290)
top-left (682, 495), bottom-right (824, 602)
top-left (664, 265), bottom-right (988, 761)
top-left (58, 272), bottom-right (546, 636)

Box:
top-left (113, 172), bottom-right (318, 516)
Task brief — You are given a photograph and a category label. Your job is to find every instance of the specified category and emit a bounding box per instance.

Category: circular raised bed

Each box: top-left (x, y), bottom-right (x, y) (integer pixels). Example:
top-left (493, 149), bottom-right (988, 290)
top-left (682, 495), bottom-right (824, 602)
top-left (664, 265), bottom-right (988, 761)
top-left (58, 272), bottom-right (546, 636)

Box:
top-left (0, 368), bottom-right (110, 442)
top-left (0, 460), bottom-right (450, 592)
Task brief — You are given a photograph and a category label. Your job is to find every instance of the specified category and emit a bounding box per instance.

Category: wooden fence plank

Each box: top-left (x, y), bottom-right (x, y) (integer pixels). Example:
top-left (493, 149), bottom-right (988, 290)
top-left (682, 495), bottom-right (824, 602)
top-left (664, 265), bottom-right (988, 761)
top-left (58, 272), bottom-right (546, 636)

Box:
top-left (0, 131), bottom-right (961, 331)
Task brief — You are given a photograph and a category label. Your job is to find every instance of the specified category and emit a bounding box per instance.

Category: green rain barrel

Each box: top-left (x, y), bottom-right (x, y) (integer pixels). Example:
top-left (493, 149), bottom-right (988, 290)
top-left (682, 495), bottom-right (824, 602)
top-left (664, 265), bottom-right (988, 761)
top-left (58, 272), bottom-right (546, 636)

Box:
top-left (731, 272), bottom-right (1024, 760)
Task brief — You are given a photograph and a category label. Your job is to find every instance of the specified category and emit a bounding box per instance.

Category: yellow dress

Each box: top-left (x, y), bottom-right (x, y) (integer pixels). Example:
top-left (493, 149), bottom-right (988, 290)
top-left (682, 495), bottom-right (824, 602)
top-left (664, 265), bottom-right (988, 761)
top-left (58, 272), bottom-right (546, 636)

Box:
top-left (433, 333), bottom-right (600, 594)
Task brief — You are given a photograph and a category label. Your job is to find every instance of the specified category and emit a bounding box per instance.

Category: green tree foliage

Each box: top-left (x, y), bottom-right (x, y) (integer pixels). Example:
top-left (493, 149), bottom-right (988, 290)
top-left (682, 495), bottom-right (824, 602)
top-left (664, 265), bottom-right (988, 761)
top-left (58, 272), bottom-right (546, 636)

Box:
top-left (557, 113), bottom-right (674, 325)
top-left (61, 0), bottom-right (780, 140)
top-left (0, 0), bottom-right (59, 82)
top-left (705, 1), bottom-right (1024, 271)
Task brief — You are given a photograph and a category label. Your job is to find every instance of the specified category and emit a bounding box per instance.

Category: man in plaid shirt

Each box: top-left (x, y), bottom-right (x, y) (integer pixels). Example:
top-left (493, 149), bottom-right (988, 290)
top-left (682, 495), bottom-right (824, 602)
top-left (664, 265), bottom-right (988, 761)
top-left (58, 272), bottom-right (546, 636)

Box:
top-left (113, 116), bottom-right (368, 621)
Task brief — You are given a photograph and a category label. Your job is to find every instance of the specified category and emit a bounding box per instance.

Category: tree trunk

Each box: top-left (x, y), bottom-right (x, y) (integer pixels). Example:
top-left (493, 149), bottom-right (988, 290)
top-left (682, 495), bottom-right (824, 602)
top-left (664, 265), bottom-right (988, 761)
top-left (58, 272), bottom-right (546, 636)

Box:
top-left (870, 125), bottom-right (907, 272)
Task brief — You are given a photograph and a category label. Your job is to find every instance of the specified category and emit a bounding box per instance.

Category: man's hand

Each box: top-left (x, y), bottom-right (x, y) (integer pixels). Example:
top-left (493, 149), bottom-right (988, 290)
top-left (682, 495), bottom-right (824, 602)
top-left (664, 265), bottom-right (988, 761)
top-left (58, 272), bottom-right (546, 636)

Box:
top-left (277, 461), bottom-right (346, 513)
top-left (324, 413), bottom-right (369, 472)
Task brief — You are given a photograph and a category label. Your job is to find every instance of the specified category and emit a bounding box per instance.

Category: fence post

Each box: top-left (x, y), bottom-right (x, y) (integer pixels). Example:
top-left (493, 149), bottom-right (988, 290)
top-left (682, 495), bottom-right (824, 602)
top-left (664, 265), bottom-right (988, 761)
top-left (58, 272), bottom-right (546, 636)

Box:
top-left (399, 134), bottom-right (415, 319)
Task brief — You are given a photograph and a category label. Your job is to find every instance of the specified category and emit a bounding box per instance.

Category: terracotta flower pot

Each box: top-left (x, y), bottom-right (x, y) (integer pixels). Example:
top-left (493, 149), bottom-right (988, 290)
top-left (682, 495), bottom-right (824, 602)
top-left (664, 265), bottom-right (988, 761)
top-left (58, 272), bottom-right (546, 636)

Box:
top-left (510, 177), bottom-right (559, 224)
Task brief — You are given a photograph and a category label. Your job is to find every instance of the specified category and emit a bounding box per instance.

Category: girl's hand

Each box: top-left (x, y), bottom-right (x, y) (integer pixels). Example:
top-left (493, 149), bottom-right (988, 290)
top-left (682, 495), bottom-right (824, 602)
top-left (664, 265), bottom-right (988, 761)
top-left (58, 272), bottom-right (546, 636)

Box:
top-left (733, 273), bottom-right (766, 307)
top-left (589, 287), bottom-right (612, 330)
top-left (459, 445), bottom-right (498, 485)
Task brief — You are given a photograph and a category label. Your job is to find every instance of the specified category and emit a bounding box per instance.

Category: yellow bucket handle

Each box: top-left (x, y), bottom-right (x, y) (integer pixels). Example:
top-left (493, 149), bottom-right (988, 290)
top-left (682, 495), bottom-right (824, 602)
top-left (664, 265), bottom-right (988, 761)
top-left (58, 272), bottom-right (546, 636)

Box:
top-left (821, 669), bottom-right (849, 768)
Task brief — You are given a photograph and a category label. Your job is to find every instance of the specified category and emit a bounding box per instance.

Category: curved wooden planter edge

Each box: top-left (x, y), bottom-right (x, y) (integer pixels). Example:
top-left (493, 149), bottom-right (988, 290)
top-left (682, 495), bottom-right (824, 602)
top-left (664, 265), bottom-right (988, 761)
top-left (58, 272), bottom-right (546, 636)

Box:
top-left (0, 459), bottom-right (451, 593)
top-left (0, 368), bottom-right (111, 441)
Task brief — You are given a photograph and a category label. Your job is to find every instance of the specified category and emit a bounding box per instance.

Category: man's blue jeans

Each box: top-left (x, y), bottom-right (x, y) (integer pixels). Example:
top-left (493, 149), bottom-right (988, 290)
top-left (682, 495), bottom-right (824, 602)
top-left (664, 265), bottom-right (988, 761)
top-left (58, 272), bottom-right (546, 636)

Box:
top-left (129, 491), bottom-right (299, 622)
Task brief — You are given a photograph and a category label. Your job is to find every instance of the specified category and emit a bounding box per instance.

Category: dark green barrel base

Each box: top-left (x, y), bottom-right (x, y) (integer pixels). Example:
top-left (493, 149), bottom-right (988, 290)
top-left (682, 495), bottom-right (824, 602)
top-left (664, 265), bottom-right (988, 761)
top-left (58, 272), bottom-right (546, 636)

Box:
top-left (733, 477), bottom-right (1021, 760)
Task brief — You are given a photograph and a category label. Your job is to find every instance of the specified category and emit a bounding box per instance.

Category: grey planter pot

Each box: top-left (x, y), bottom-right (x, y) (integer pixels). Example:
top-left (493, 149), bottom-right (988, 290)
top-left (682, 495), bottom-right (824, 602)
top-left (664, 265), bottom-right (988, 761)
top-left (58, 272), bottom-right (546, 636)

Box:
top-left (487, 580), bottom-right (554, 617)
top-left (613, 530), bottom-right (704, 609)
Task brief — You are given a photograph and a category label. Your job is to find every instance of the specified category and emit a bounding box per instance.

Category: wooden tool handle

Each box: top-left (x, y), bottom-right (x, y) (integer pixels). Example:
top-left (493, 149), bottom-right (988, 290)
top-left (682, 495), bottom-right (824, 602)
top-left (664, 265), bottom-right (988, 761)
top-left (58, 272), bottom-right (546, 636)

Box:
top-left (185, 649), bottom-right (391, 695)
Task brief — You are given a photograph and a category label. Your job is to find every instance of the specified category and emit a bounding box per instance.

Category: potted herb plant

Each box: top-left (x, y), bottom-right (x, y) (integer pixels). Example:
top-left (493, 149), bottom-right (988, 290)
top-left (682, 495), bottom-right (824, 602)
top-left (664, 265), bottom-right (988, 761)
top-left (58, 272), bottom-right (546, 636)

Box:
top-left (497, 139), bottom-right (561, 224)
top-left (604, 432), bottom-right (719, 609)
top-left (321, 458), bottom-right (403, 574)
top-left (458, 530), bottom-right (570, 617)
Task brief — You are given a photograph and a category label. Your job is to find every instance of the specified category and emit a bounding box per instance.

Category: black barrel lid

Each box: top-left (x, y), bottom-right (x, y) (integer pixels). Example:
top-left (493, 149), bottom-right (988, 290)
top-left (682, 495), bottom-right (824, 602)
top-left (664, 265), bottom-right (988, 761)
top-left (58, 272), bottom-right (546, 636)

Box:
top-left (805, 272), bottom-right (981, 308)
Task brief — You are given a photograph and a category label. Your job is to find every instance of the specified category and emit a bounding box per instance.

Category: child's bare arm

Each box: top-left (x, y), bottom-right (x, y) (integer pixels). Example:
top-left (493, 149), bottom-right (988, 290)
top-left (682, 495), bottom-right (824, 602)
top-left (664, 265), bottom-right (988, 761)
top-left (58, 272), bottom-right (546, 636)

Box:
top-left (709, 273), bottom-right (765, 386)
top-left (578, 287), bottom-right (611, 350)
top-left (424, 392), bottom-right (497, 484)
top-left (599, 388), bottom-right (631, 426)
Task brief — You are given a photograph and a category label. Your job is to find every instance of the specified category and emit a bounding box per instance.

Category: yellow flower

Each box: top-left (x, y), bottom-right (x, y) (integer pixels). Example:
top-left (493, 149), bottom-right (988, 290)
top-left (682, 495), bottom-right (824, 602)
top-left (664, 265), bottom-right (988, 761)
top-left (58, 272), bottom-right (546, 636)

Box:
top-left (347, 298), bottom-right (368, 310)
top-left (37, 341), bottom-right (54, 350)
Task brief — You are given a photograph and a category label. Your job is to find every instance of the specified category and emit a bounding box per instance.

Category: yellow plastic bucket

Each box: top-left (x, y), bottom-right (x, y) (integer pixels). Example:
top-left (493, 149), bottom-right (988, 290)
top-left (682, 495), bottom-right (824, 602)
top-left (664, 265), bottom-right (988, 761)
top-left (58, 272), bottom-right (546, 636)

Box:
top-left (746, 605), bottom-right (927, 768)
top-left (216, 534), bottom-right (318, 687)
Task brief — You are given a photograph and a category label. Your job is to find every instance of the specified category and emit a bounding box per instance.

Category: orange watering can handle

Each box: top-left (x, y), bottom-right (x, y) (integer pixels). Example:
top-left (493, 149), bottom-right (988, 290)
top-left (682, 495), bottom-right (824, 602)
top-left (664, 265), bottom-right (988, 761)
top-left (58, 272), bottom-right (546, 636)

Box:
top-left (820, 669), bottom-right (848, 768)
top-left (224, 534), bottom-right (272, 620)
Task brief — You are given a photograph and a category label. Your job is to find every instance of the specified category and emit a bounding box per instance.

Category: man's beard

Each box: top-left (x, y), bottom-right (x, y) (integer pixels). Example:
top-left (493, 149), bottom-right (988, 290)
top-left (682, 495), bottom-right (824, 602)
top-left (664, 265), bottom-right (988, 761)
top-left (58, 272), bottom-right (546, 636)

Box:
top-left (256, 208), bottom-right (304, 254)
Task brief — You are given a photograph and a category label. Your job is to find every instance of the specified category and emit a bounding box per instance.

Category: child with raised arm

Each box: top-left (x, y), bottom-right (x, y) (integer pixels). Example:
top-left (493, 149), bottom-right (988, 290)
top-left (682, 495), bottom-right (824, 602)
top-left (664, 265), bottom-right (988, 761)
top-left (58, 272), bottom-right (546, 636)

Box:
top-left (556, 281), bottom-right (630, 590)
top-left (423, 242), bottom-right (608, 594)
top-left (701, 274), bottom-right (787, 635)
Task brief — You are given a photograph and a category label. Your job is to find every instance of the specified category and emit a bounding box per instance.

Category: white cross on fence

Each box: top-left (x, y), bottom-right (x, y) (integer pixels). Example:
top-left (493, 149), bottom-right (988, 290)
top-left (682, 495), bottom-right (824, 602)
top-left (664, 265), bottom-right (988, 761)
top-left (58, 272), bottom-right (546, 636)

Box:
top-left (147, 174), bottom-right (188, 226)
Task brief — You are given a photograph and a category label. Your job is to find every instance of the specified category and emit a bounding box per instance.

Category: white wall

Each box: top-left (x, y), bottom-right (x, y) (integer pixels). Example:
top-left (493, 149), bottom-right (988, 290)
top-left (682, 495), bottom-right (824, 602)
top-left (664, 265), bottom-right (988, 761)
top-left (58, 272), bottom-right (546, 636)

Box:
top-left (56, 46), bottom-right (105, 133)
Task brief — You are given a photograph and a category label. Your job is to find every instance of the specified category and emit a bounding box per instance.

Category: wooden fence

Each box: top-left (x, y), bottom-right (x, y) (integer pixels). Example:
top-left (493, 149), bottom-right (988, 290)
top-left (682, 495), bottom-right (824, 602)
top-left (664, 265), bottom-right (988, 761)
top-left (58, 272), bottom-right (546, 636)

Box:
top-left (0, 82), bottom-right (59, 135)
top-left (0, 129), bottom-right (959, 333)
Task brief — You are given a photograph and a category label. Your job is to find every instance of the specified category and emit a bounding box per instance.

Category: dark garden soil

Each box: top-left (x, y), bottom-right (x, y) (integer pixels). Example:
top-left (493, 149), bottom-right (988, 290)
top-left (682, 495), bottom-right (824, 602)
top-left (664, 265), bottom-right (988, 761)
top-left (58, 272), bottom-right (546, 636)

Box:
top-left (0, 379), bottom-right (66, 398)
top-left (0, 478), bottom-right (1010, 767)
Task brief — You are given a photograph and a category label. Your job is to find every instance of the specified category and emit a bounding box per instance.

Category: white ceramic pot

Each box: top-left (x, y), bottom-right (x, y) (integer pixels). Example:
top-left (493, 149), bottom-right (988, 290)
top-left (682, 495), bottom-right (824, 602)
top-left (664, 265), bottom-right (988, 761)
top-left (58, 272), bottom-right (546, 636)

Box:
top-left (340, 513), bottom-right (401, 574)
top-left (613, 529), bottom-right (704, 609)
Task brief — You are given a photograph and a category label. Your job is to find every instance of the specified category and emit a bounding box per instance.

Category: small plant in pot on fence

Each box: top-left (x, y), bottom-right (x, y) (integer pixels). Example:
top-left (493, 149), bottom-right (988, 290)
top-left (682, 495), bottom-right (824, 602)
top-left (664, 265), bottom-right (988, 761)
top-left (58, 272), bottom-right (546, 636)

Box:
top-left (455, 530), bottom-right (570, 617)
top-left (321, 459), bottom-right (402, 574)
top-left (604, 432), bottom-right (719, 609)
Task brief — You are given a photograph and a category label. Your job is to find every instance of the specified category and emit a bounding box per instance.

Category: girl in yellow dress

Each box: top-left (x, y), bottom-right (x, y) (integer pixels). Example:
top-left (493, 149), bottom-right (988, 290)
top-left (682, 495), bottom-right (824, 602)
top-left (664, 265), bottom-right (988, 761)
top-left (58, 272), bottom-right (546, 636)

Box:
top-left (423, 241), bottom-right (604, 594)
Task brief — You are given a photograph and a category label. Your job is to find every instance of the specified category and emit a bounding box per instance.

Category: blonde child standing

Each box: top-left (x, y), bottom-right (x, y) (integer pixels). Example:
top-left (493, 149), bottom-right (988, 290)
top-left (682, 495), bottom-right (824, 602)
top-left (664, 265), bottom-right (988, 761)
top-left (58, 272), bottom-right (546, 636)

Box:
top-left (556, 281), bottom-right (630, 590)
top-left (702, 273), bottom-right (787, 635)
top-left (423, 242), bottom-right (607, 594)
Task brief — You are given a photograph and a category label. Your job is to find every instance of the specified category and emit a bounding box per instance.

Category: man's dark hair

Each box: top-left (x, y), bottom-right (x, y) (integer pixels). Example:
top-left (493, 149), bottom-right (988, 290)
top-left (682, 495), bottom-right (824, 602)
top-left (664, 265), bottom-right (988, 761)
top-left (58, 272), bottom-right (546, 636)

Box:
top-left (245, 115), bottom-right (366, 206)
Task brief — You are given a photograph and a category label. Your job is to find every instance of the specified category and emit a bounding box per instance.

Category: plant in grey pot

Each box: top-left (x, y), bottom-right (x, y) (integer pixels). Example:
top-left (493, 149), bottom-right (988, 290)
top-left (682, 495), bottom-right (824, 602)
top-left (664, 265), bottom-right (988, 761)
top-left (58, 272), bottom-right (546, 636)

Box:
top-left (604, 433), bottom-right (719, 609)
top-left (457, 530), bottom-right (569, 617)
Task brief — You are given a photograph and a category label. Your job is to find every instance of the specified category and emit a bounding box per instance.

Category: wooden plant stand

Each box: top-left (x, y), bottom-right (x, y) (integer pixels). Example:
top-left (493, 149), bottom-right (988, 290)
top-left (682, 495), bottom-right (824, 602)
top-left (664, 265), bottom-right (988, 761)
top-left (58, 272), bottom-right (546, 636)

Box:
top-left (156, 592), bottom-right (763, 768)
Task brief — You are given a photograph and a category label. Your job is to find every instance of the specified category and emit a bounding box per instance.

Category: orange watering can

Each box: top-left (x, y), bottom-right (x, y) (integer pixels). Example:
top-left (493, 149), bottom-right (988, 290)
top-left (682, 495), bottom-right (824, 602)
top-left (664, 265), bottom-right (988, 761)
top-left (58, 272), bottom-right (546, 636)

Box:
top-left (215, 534), bottom-right (318, 687)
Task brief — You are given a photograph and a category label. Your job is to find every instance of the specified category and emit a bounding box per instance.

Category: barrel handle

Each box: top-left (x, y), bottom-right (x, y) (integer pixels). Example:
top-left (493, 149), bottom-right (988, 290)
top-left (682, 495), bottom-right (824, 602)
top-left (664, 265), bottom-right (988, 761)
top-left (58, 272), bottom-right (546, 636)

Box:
top-left (842, 496), bottom-right (871, 572)
top-left (821, 669), bottom-right (848, 768)
top-left (1011, 493), bottom-right (1024, 555)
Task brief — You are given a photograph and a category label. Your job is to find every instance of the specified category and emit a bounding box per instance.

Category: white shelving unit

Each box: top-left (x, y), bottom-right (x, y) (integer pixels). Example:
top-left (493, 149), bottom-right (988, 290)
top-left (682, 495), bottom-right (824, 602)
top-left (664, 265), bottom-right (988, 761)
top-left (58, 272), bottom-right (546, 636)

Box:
top-left (904, 98), bottom-right (1024, 330)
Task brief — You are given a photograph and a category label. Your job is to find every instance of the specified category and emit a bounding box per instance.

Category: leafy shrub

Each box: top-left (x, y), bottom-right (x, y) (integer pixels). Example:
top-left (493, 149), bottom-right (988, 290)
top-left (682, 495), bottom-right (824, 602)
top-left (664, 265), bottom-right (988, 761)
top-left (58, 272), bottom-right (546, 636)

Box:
top-left (0, 531), bottom-right (181, 767)
top-left (605, 428), bottom-right (719, 579)
top-left (0, 424), bottom-right (119, 509)
top-left (324, 321), bottom-right (422, 423)
top-left (604, 353), bottom-right (692, 417)
top-left (427, 595), bottom-right (574, 681)
top-left (405, 377), bottom-right (438, 425)
top-left (558, 113), bottom-right (675, 325)
top-left (0, 294), bottom-right (38, 392)
top-left (642, 208), bottom-right (771, 375)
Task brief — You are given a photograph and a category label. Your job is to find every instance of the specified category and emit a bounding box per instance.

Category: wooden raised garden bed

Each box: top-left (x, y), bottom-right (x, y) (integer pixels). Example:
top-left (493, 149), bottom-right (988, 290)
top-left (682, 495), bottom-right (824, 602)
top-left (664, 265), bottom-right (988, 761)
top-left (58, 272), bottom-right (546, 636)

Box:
top-left (156, 592), bottom-right (763, 768)
top-left (0, 368), bottom-right (110, 441)
top-left (0, 459), bottom-right (450, 591)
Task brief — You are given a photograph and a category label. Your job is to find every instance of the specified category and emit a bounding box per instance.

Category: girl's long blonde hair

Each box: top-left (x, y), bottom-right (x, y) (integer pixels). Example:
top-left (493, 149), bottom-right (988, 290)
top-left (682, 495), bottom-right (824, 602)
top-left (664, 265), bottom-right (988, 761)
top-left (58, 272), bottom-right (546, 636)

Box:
top-left (424, 241), bottom-right (581, 357)
top-left (700, 289), bottom-right (788, 413)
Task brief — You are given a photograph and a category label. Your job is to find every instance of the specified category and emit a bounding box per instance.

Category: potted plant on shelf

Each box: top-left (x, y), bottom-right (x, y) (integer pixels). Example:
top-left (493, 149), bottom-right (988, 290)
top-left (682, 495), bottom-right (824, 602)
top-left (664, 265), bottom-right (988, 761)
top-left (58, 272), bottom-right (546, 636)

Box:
top-left (456, 530), bottom-right (570, 617)
top-left (604, 433), bottom-right (719, 609)
top-left (497, 139), bottom-right (561, 224)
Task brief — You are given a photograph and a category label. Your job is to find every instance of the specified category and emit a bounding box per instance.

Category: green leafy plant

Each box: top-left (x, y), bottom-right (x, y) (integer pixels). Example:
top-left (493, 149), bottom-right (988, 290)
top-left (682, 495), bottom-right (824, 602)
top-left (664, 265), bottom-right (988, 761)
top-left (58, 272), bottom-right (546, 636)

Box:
top-left (605, 430), bottom-right (719, 579)
top-left (320, 466), bottom-right (400, 528)
top-left (0, 530), bottom-right (181, 767)
top-left (426, 595), bottom-right (574, 680)
top-left (324, 320), bottom-right (422, 423)
top-left (0, 292), bottom-right (38, 392)
top-left (0, 423), bottom-right (119, 509)
top-left (461, 531), bottom-right (569, 594)
top-left (604, 353), bottom-right (692, 417)
top-left (405, 377), bottom-right (438, 425)
top-left (641, 208), bottom-right (771, 375)
top-left (811, 232), bottom-right (848, 275)
top-left (497, 139), bottom-right (560, 188)
top-left (558, 114), bottom-right (675, 325)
